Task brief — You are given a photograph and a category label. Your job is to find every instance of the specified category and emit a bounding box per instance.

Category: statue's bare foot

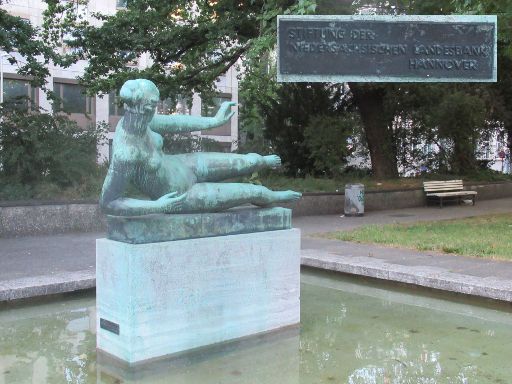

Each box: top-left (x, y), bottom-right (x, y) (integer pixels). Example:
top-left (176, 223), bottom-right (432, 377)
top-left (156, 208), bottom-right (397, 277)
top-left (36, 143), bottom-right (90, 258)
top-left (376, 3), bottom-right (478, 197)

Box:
top-left (274, 190), bottom-right (302, 202)
top-left (255, 190), bottom-right (302, 207)
top-left (264, 155), bottom-right (282, 168)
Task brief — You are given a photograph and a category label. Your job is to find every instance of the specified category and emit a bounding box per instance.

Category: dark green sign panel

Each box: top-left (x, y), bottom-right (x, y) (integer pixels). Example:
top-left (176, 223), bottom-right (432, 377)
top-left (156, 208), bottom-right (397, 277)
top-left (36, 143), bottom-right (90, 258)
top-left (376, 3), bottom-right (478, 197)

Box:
top-left (278, 15), bottom-right (497, 83)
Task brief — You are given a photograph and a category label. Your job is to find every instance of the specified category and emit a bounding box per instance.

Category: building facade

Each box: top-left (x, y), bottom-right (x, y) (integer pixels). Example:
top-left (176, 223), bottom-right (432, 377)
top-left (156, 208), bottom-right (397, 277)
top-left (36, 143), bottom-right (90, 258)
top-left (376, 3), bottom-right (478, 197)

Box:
top-left (1, 0), bottom-right (239, 162)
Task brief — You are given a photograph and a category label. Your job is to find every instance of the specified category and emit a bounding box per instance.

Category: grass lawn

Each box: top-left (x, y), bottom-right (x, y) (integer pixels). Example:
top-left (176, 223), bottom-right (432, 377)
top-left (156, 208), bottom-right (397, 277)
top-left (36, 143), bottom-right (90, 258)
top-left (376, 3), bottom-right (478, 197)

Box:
top-left (326, 213), bottom-right (512, 261)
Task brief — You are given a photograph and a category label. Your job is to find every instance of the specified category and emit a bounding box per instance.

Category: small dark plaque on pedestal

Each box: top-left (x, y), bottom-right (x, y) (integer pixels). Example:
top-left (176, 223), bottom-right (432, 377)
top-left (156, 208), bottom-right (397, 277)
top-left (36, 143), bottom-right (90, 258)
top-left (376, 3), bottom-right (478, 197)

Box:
top-left (100, 318), bottom-right (120, 335)
top-left (278, 15), bottom-right (497, 83)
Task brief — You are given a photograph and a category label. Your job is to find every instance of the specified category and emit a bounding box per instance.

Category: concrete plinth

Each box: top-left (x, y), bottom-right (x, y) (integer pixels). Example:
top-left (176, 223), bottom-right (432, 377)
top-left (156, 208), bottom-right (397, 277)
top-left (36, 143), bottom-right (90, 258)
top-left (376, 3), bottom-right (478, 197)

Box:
top-left (96, 229), bottom-right (300, 365)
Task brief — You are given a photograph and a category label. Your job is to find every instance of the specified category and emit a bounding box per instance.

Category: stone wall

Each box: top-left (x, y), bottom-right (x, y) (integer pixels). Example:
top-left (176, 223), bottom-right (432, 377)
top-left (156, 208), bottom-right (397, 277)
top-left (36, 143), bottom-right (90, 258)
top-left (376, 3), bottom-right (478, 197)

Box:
top-left (283, 188), bottom-right (427, 216)
top-left (0, 202), bottom-right (106, 237)
top-left (2, 181), bottom-right (512, 237)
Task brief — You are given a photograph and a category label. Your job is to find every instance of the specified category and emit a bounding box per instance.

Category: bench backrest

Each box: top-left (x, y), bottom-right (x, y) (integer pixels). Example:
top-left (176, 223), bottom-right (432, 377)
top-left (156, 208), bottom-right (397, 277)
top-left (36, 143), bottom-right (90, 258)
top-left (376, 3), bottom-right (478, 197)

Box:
top-left (423, 180), bottom-right (464, 193)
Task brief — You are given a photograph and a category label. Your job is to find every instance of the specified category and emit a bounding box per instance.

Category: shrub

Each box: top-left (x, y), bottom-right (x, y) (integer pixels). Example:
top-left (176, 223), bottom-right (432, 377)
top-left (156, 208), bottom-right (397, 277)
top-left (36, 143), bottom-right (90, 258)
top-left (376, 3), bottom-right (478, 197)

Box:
top-left (303, 114), bottom-right (358, 176)
top-left (0, 105), bottom-right (106, 188)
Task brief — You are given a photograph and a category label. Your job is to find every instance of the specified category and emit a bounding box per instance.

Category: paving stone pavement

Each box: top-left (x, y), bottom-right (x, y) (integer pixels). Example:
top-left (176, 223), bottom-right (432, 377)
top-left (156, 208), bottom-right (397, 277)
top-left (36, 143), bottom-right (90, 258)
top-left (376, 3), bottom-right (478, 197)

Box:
top-left (1, 197), bottom-right (512, 301)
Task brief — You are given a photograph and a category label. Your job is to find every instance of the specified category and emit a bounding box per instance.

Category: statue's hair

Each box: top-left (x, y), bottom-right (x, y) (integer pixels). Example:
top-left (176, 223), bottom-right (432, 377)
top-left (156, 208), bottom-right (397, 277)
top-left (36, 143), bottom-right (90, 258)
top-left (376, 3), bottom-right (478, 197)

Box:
top-left (120, 79), bottom-right (160, 110)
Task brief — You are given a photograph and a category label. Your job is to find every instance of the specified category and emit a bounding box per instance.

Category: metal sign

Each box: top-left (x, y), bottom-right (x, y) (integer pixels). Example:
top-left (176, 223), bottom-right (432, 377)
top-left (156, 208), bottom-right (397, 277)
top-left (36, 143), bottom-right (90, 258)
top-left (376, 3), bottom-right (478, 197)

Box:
top-left (277, 15), bottom-right (497, 83)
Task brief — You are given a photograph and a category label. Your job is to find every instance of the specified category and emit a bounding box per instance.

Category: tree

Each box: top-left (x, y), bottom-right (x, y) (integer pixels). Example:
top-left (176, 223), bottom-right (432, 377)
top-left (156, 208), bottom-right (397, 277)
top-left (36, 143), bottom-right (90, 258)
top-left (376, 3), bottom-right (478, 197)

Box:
top-left (325, 0), bottom-right (458, 178)
top-left (304, 113), bottom-right (358, 176)
top-left (42, 0), bottom-right (512, 178)
top-left (323, 0), bottom-right (511, 176)
top-left (388, 82), bottom-right (494, 175)
top-left (453, 0), bottom-right (512, 155)
top-left (349, 84), bottom-right (399, 178)
top-left (0, 0), bottom-right (56, 89)
top-left (262, 83), bottom-right (348, 175)
top-left (42, 0), bottom-right (316, 104)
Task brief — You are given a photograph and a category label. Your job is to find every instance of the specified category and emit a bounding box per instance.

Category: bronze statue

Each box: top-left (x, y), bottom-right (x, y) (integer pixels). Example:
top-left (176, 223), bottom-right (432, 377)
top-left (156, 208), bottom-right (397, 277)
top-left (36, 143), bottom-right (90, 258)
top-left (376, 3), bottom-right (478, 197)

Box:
top-left (100, 79), bottom-right (301, 216)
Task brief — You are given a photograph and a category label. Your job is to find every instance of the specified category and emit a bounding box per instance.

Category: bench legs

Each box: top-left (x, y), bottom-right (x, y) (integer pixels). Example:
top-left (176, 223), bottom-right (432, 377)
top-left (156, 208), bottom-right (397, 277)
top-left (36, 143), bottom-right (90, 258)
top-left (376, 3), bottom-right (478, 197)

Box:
top-left (436, 195), bottom-right (475, 208)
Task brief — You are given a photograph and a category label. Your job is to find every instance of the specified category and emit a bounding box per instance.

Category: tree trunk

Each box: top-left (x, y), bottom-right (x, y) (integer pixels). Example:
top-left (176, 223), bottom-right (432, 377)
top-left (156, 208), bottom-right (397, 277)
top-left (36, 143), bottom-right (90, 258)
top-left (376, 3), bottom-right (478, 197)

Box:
top-left (349, 84), bottom-right (399, 178)
top-left (451, 137), bottom-right (477, 174)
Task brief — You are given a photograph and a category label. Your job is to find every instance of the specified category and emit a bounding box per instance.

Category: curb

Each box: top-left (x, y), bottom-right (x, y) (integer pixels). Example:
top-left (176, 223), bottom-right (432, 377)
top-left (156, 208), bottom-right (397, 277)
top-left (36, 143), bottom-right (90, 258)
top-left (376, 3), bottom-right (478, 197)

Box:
top-left (2, 251), bottom-right (512, 303)
top-left (0, 270), bottom-right (95, 302)
top-left (301, 250), bottom-right (512, 302)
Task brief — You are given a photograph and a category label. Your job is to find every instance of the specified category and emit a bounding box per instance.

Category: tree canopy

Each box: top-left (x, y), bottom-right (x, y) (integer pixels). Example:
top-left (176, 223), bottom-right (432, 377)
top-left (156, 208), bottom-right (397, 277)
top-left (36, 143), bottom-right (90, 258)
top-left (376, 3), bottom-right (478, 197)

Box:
top-left (0, 0), bottom-right (56, 88)
top-left (41, 0), bottom-right (315, 103)
top-left (4, 0), bottom-right (511, 178)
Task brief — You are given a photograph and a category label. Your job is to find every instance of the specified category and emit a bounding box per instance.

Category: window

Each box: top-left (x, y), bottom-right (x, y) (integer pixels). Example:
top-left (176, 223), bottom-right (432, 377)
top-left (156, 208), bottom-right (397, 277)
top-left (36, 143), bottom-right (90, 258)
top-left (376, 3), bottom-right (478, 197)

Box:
top-left (116, 0), bottom-right (128, 8)
top-left (53, 80), bottom-right (95, 129)
top-left (53, 82), bottom-right (93, 114)
top-left (2, 78), bottom-right (37, 111)
top-left (201, 95), bottom-right (232, 136)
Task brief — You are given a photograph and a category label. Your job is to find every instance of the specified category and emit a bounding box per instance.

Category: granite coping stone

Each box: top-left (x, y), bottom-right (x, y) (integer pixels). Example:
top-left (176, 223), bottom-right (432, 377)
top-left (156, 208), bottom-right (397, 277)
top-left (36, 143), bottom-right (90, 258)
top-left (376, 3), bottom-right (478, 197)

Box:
top-left (3, 250), bottom-right (512, 303)
top-left (301, 250), bottom-right (512, 302)
top-left (107, 207), bottom-right (292, 244)
top-left (0, 270), bottom-right (95, 302)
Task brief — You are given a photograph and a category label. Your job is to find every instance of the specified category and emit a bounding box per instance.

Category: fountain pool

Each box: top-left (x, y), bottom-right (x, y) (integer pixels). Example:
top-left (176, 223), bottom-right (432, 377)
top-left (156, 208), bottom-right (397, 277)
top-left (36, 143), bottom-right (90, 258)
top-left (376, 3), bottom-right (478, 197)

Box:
top-left (1, 269), bottom-right (511, 383)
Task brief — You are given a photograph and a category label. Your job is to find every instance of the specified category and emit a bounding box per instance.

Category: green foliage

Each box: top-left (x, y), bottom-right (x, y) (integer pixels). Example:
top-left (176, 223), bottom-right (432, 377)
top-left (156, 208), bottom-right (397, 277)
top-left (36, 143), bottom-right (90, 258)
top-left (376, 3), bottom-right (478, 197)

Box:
top-left (41, 0), bottom-right (316, 103)
top-left (348, 0), bottom-right (455, 15)
top-left (304, 114), bottom-right (358, 176)
top-left (0, 105), bottom-right (106, 188)
top-left (36, 0), bottom-right (512, 180)
top-left (237, 103), bottom-right (272, 155)
top-left (0, 3), bottom-right (57, 89)
top-left (452, 0), bottom-right (512, 58)
top-left (435, 90), bottom-right (487, 173)
top-left (261, 83), bottom-right (348, 176)
top-left (391, 84), bottom-right (490, 175)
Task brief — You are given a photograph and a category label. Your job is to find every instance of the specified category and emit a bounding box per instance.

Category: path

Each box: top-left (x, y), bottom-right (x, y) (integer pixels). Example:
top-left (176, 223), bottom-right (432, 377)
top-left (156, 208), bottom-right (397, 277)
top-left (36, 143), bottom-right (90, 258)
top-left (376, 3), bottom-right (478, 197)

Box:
top-left (1, 197), bottom-right (512, 301)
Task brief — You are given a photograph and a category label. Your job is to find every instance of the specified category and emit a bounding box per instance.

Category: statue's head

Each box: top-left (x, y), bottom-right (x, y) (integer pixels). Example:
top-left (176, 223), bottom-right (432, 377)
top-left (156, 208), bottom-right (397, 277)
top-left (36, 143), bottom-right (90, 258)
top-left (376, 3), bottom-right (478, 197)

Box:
top-left (119, 79), bottom-right (159, 116)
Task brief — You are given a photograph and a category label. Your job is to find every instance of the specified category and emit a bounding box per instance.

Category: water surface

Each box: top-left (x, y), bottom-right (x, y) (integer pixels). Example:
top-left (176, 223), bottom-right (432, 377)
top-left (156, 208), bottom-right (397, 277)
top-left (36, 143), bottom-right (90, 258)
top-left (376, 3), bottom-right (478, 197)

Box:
top-left (1, 270), bottom-right (511, 383)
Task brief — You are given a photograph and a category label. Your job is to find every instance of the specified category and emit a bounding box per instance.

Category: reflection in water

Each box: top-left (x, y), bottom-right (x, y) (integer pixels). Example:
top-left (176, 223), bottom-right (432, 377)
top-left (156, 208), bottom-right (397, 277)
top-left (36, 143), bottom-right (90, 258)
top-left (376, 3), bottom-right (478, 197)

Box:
top-left (97, 328), bottom-right (299, 384)
top-left (0, 294), bottom-right (96, 384)
top-left (1, 271), bottom-right (512, 383)
top-left (299, 271), bottom-right (512, 383)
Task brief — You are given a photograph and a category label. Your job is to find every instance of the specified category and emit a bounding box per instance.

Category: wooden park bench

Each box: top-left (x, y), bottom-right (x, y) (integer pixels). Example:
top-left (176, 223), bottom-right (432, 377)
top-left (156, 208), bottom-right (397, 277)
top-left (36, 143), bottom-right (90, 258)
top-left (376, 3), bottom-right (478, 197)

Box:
top-left (423, 180), bottom-right (477, 208)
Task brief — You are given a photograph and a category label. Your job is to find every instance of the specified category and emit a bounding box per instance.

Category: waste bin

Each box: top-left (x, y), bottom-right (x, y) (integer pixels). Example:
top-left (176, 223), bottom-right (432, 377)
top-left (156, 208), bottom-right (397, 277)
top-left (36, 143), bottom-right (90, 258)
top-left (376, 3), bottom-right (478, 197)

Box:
top-left (344, 184), bottom-right (365, 216)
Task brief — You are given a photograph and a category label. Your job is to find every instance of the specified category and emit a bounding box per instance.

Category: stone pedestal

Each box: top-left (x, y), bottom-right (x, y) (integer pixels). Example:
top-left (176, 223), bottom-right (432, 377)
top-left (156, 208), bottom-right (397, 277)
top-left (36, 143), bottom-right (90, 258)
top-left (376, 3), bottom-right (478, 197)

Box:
top-left (96, 225), bottom-right (300, 365)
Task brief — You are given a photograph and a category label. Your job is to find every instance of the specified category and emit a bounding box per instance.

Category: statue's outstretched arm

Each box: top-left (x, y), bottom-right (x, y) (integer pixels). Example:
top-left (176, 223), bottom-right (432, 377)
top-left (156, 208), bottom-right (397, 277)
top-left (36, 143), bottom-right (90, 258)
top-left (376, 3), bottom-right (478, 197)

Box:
top-left (149, 101), bottom-right (236, 134)
top-left (99, 167), bottom-right (186, 216)
top-left (101, 194), bottom-right (186, 216)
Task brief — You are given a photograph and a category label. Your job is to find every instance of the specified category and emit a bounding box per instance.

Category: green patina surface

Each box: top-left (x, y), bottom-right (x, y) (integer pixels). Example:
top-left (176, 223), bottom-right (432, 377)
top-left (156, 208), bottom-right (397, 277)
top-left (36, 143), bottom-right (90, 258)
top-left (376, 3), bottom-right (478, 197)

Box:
top-left (107, 207), bottom-right (292, 244)
top-left (100, 79), bottom-right (301, 219)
